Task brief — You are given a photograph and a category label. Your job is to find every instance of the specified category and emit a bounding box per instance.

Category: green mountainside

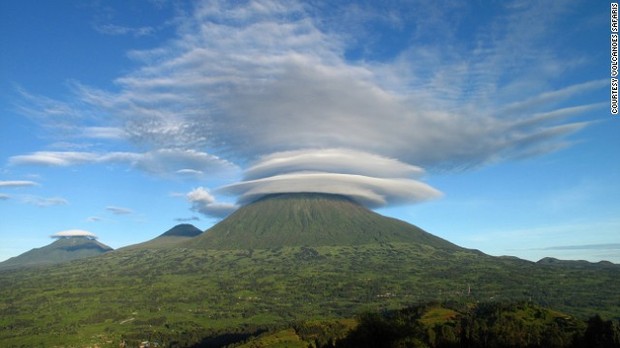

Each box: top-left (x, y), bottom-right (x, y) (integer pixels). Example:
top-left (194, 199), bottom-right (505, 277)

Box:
top-left (185, 193), bottom-right (462, 250)
top-left (0, 194), bottom-right (618, 347)
top-left (0, 237), bottom-right (112, 270)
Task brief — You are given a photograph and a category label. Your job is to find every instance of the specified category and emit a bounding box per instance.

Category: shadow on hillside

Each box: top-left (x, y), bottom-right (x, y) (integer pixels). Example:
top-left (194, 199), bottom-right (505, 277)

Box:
top-left (188, 329), bottom-right (267, 348)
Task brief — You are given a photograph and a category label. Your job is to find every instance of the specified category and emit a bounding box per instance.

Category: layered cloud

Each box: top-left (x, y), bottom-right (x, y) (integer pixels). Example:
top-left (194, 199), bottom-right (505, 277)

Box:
top-left (221, 149), bottom-right (441, 208)
top-left (51, 229), bottom-right (98, 239)
top-left (242, 149), bottom-right (425, 181)
top-left (8, 0), bottom-right (603, 215)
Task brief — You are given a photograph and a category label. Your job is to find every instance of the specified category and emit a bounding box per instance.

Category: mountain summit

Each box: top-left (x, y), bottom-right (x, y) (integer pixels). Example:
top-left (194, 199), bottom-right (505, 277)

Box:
top-left (160, 223), bottom-right (203, 238)
top-left (185, 193), bottom-right (462, 250)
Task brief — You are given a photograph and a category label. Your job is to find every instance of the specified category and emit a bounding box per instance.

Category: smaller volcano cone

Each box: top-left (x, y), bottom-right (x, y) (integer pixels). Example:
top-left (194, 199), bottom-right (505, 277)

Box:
top-left (0, 237), bottom-right (112, 270)
top-left (119, 224), bottom-right (203, 250)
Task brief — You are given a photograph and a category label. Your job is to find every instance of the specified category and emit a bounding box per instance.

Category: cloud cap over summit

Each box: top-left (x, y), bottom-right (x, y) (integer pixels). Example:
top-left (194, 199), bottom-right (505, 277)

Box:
top-left (220, 149), bottom-right (442, 208)
top-left (51, 230), bottom-right (98, 239)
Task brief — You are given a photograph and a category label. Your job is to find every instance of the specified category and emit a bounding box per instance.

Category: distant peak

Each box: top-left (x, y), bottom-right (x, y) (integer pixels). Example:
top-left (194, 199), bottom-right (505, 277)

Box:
top-left (160, 224), bottom-right (203, 238)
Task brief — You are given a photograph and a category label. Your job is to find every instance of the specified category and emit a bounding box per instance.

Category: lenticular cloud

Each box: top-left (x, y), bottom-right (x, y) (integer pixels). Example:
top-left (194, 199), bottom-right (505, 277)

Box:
top-left (219, 149), bottom-right (442, 208)
top-left (51, 230), bottom-right (98, 239)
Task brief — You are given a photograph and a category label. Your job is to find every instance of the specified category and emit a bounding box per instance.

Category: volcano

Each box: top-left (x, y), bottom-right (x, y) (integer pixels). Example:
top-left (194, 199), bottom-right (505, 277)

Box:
top-left (185, 193), bottom-right (462, 251)
top-left (0, 236), bottom-right (112, 270)
top-left (120, 223), bottom-right (203, 250)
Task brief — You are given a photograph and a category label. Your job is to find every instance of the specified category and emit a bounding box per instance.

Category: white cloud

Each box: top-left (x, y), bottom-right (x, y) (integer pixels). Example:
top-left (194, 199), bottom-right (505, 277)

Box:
top-left (187, 187), bottom-right (237, 218)
top-left (0, 180), bottom-right (39, 188)
top-left (51, 229), bottom-right (98, 239)
top-left (106, 206), bottom-right (133, 215)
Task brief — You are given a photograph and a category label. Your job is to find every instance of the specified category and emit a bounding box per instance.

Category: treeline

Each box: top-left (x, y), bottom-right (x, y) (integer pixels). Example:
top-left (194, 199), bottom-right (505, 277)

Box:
top-left (332, 302), bottom-right (620, 348)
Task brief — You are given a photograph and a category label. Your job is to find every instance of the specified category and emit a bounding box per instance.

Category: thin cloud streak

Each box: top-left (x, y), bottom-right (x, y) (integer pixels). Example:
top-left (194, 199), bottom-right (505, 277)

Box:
top-left (543, 244), bottom-right (620, 251)
top-left (22, 196), bottom-right (68, 207)
top-left (106, 206), bottom-right (133, 215)
top-left (9, 149), bottom-right (237, 177)
top-left (0, 180), bottom-right (39, 188)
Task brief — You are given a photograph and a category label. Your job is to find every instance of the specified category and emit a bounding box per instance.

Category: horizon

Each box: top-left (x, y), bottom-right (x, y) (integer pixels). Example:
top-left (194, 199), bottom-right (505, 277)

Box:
top-left (1, 0), bottom-right (618, 263)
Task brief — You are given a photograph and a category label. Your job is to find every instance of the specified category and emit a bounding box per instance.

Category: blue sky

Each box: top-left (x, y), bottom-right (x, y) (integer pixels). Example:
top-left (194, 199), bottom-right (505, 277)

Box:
top-left (1, 0), bottom-right (618, 263)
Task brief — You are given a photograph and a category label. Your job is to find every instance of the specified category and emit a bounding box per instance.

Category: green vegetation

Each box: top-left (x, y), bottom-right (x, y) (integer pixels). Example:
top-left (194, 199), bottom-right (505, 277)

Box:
top-left (0, 194), bottom-right (618, 346)
top-left (1, 243), bottom-right (618, 347)
top-left (335, 302), bottom-right (620, 348)
top-left (234, 302), bottom-right (620, 348)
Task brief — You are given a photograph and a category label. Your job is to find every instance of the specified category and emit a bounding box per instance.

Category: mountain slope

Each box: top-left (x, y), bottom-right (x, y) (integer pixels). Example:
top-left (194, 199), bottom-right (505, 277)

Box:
top-left (186, 193), bottom-right (462, 250)
top-left (120, 224), bottom-right (203, 250)
top-left (0, 237), bottom-right (112, 270)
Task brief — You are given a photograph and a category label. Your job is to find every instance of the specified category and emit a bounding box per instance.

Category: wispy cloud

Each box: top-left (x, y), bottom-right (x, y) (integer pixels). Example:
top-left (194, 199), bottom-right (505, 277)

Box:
top-left (175, 216), bottom-right (200, 222)
top-left (101, 1), bottom-right (599, 165)
top-left (22, 196), bottom-right (68, 207)
top-left (94, 23), bottom-right (155, 37)
top-left (0, 194), bottom-right (10, 200)
top-left (106, 206), bottom-right (133, 215)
